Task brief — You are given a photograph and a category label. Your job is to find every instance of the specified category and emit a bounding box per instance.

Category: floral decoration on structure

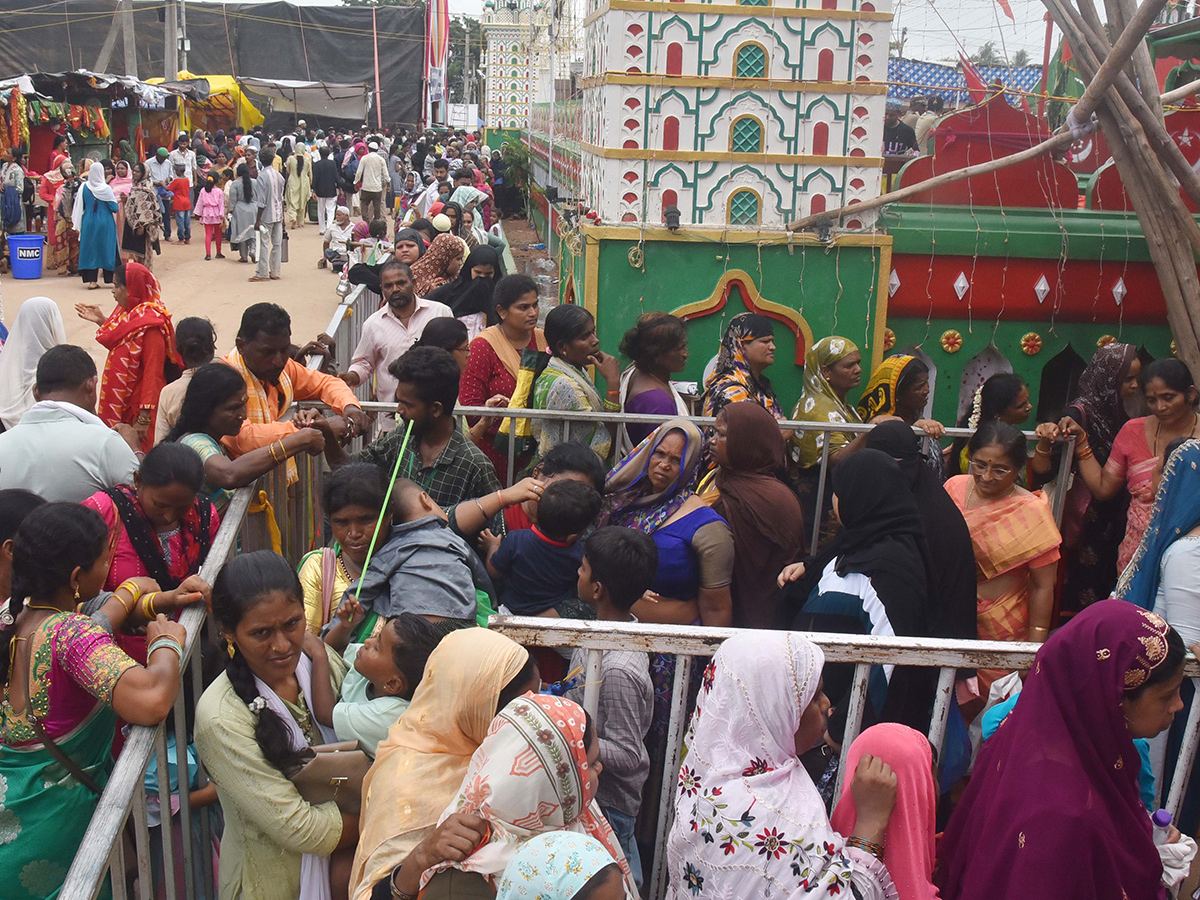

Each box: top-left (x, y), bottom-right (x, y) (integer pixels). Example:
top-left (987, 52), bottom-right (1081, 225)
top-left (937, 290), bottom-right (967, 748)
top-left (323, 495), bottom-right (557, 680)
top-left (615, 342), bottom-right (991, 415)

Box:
top-left (1097, 334), bottom-right (1117, 348)
top-left (882, 328), bottom-right (896, 351)
top-left (940, 329), bottom-right (963, 353)
top-left (1021, 332), bottom-right (1043, 356)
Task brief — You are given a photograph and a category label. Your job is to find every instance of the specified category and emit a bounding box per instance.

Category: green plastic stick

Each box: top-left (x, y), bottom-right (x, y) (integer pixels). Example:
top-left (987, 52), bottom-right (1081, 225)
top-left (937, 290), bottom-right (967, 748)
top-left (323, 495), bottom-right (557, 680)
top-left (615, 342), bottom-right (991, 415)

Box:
top-left (352, 418), bottom-right (414, 604)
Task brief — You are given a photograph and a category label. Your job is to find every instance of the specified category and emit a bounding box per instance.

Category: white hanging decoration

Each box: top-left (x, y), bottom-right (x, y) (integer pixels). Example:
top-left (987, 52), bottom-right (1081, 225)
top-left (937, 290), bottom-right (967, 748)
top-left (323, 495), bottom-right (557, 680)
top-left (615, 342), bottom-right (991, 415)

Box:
top-left (953, 271), bottom-right (970, 300)
top-left (1034, 274), bottom-right (1050, 305)
top-left (1112, 277), bottom-right (1127, 306)
top-left (888, 269), bottom-right (900, 297)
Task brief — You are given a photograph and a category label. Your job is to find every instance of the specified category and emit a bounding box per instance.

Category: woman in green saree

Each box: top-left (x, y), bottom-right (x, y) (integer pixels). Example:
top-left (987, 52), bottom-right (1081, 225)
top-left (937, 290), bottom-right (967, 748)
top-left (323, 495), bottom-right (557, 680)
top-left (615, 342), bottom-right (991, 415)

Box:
top-left (531, 304), bottom-right (621, 465)
top-left (0, 503), bottom-right (190, 900)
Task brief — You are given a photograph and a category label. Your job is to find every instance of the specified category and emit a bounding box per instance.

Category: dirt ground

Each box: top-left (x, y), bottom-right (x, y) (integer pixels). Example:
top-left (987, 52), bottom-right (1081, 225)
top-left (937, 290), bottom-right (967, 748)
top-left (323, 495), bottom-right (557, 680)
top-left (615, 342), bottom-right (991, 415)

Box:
top-left (1, 214), bottom-right (558, 365)
top-left (1, 219), bottom-right (340, 369)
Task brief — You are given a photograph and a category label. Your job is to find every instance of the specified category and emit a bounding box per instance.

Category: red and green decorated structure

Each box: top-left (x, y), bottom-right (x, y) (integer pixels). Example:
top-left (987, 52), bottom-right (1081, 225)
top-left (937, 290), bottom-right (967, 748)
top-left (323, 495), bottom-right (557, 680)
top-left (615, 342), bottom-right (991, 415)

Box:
top-left (499, 0), bottom-right (1188, 422)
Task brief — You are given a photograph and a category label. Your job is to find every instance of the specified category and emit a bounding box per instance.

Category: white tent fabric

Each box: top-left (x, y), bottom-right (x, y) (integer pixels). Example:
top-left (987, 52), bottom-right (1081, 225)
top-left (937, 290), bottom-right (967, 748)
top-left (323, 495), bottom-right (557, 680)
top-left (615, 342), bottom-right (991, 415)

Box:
top-left (237, 77), bottom-right (372, 121)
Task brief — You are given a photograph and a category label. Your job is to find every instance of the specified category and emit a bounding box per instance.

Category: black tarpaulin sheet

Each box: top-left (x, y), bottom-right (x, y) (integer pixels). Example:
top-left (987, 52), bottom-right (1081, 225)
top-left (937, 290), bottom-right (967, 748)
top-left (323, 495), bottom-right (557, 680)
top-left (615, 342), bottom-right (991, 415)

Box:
top-left (0, 1), bottom-right (425, 126)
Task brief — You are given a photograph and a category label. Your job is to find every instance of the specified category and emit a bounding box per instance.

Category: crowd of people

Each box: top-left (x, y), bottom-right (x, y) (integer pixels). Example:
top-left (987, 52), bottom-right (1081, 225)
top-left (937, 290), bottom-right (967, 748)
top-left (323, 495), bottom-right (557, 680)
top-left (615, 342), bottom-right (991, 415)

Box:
top-left (0, 125), bottom-right (509, 291)
top-left (1, 127), bottom-right (1200, 900)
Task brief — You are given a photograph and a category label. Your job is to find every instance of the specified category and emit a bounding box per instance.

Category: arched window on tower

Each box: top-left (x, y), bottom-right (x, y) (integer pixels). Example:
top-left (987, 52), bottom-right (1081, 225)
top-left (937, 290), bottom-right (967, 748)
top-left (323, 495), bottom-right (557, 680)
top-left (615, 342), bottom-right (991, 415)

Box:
top-left (666, 42), bottom-right (683, 76)
top-left (728, 189), bottom-right (760, 226)
top-left (730, 116), bottom-right (764, 153)
top-left (663, 116), bottom-right (680, 151)
top-left (734, 43), bottom-right (766, 78)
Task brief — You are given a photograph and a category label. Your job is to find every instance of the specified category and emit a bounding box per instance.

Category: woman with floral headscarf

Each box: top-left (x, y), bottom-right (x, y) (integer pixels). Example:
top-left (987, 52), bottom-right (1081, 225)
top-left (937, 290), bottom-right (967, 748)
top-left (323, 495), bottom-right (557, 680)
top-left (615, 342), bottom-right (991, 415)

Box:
top-left (1033, 342), bottom-right (1142, 613)
top-left (791, 335), bottom-right (864, 470)
top-left (122, 163), bottom-right (162, 271)
top-left (701, 313), bottom-right (785, 420)
top-left (407, 695), bottom-right (635, 898)
top-left (667, 631), bottom-right (899, 900)
top-left (75, 261), bottom-right (182, 453)
top-left (411, 232), bottom-right (467, 297)
top-left (857, 354), bottom-right (946, 481)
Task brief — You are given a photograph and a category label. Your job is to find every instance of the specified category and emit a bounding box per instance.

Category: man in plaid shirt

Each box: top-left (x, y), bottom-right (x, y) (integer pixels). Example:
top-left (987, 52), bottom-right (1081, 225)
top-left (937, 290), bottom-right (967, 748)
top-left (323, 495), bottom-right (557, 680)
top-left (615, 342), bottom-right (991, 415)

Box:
top-left (356, 347), bottom-right (501, 513)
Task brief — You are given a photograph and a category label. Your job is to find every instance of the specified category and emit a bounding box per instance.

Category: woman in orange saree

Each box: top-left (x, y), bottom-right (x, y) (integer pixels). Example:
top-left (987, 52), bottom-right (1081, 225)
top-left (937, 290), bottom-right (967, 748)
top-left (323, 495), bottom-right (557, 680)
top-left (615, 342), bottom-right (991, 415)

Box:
top-left (945, 420), bottom-right (1061, 693)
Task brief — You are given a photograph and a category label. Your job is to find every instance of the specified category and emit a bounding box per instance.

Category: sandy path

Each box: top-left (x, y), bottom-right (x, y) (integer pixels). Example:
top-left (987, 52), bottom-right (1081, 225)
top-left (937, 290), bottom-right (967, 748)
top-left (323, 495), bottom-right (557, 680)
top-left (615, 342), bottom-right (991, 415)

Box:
top-left (1, 218), bottom-right (341, 369)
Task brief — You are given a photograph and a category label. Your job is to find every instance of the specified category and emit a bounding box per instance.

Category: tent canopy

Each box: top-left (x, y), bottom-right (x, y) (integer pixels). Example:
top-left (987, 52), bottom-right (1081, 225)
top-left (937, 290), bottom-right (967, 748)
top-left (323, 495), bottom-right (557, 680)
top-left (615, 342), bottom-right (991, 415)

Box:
top-left (237, 77), bottom-right (372, 122)
top-left (147, 71), bottom-right (264, 133)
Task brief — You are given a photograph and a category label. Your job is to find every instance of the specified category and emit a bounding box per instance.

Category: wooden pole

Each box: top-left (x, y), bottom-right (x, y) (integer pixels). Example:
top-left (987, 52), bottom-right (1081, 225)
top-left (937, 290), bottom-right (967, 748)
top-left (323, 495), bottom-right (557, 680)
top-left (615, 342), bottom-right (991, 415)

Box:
top-left (1160, 79), bottom-right (1200, 106)
top-left (1042, 0), bottom-right (1200, 257)
top-left (1056, 0), bottom-right (1200, 373)
top-left (1039, 13), bottom-right (1054, 120)
top-left (1045, 0), bottom-right (1200, 221)
top-left (789, 0), bottom-right (1170, 231)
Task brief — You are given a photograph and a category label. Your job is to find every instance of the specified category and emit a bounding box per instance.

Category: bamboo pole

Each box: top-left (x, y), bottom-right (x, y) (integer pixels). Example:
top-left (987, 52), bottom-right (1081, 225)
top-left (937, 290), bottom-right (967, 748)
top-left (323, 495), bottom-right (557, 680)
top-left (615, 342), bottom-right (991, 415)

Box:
top-left (788, 0), bottom-right (1171, 231)
top-left (1046, 0), bottom-right (1200, 226)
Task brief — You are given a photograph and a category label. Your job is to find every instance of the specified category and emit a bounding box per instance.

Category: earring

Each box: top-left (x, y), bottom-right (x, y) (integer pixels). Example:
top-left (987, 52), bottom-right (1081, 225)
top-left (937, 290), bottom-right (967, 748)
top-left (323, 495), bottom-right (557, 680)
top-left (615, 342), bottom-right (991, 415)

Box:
top-left (226, 638), bottom-right (236, 659)
top-left (73, 584), bottom-right (80, 601)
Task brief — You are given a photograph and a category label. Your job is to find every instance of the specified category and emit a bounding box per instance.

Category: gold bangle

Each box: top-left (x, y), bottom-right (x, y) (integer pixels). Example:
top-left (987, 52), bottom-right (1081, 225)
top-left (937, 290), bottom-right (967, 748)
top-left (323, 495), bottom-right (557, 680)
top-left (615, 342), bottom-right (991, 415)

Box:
top-left (1035, 443), bottom-right (1052, 456)
top-left (116, 588), bottom-right (137, 614)
top-left (1031, 625), bottom-right (1050, 633)
top-left (142, 592), bottom-right (159, 619)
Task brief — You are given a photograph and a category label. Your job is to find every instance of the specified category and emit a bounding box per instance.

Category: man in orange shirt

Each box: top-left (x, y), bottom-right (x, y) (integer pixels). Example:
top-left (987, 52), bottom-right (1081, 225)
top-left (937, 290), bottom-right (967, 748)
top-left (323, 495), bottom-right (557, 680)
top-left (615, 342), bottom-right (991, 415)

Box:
top-left (222, 303), bottom-right (372, 464)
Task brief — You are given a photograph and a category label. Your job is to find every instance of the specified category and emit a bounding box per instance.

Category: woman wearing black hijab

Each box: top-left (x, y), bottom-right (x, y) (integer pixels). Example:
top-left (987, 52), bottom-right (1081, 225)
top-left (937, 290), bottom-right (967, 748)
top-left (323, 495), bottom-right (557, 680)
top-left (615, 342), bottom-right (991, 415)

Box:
top-left (428, 245), bottom-right (500, 338)
top-left (784, 448), bottom-right (937, 740)
top-left (866, 420), bottom-right (977, 644)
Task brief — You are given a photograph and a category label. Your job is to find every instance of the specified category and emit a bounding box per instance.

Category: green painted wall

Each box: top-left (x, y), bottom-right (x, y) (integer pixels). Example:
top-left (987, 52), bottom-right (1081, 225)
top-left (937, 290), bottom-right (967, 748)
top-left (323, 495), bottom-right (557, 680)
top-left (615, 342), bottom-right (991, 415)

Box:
top-left (582, 235), bottom-right (888, 409)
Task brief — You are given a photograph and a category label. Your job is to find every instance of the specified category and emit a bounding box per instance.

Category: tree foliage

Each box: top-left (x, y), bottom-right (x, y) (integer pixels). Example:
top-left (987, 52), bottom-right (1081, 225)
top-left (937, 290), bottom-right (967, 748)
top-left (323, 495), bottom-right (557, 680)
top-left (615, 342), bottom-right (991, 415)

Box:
top-left (447, 16), bottom-right (483, 103)
top-left (973, 41), bottom-right (1003, 66)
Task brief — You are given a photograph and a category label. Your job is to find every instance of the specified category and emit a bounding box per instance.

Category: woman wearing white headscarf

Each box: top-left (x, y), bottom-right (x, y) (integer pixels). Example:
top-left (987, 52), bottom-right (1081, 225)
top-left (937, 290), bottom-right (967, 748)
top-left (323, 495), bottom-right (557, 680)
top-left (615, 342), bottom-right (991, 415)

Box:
top-left (0, 297), bottom-right (66, 430)
top-left (666, 631), bottom-right (900, 900)
top-left (72, 160), bottom-right (120, 289)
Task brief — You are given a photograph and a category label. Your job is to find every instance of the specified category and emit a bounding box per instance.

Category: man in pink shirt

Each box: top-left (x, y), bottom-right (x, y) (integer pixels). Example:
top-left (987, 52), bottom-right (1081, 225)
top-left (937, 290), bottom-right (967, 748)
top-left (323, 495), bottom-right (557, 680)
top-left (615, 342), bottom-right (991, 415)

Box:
top-left (339, 259), bottom-right (452, 432)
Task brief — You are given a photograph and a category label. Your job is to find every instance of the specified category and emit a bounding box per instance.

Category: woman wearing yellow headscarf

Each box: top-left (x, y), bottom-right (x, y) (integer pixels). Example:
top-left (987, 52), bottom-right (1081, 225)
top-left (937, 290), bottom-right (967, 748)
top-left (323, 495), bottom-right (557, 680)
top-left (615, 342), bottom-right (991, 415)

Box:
top-left (857, 354), bottom-right (947, 479)
top-left (791, 336), bottom-right (865, 470)
top-left (349, 628), bottom-right (537, 900)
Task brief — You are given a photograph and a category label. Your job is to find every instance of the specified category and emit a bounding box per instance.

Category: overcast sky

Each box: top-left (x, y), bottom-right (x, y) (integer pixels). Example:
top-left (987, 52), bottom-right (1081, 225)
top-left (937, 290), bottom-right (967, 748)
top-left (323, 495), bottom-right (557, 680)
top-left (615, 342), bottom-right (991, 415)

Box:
top-left (279, 0), bottom-right (1057, 64)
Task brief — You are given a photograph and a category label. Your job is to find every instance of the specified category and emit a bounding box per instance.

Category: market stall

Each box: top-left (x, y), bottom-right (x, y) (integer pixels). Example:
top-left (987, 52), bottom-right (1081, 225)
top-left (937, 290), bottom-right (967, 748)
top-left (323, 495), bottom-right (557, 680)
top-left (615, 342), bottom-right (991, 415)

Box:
top-left (148, 72), bottom-right (264, 136)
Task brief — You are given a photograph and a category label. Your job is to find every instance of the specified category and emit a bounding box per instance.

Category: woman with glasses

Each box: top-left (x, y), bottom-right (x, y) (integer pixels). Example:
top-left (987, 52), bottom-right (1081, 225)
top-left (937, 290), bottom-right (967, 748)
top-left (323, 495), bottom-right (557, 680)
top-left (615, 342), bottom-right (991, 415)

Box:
top-left (946, 420), bottom-right (1061, 693)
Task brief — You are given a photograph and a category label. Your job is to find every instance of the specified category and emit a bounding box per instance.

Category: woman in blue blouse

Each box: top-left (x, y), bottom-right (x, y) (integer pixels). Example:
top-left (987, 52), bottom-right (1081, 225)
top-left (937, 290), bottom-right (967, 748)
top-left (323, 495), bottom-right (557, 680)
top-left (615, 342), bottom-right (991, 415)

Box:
top-left (605, 419), bottom-right (733, 627)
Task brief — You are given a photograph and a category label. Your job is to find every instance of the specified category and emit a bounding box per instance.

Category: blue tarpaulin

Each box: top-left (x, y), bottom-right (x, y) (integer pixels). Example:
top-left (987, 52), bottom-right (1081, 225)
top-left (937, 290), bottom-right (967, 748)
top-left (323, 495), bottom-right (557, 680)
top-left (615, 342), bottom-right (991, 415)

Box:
top-left (888, 58), bottom-right (1044, 106)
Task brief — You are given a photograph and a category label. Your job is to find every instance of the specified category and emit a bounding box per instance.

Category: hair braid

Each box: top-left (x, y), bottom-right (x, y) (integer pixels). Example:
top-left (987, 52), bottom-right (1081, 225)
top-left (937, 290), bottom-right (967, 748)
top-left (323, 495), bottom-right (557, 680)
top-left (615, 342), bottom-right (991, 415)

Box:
top-left (224, 648), bottom-right (307, 773)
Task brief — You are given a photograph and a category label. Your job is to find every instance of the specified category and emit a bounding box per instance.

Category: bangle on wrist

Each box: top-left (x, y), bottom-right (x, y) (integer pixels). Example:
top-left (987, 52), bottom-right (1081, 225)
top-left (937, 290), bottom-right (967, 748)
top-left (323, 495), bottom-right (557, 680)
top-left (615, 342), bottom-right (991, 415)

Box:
top-left (148, 637), bottom-right (183, 663)
top-left (390, 867), bottom-right (416, 900)
top-left (473, 497), bottom-right (488, 519)
top-left (845, 836), bottom-right (885, 861)
top-left (142, 592), bottom-right (159, 619)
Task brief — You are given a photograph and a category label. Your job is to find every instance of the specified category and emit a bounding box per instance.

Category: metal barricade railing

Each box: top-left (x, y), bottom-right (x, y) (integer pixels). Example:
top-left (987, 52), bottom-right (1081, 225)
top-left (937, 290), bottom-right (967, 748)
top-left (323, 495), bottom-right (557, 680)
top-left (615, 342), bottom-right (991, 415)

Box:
top-left (61, 485), bottom-right (254, 900)
top-left (315, 401), bottom-right (1077, 541)
top-left (490, 617), bottom-right (1200, 900)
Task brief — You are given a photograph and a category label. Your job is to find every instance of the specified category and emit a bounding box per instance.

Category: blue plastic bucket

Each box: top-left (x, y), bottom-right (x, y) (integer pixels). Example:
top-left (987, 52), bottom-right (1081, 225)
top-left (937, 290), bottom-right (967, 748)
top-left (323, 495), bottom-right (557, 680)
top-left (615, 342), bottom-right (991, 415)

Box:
top-left (7, 234), bottom-right (45, 279)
